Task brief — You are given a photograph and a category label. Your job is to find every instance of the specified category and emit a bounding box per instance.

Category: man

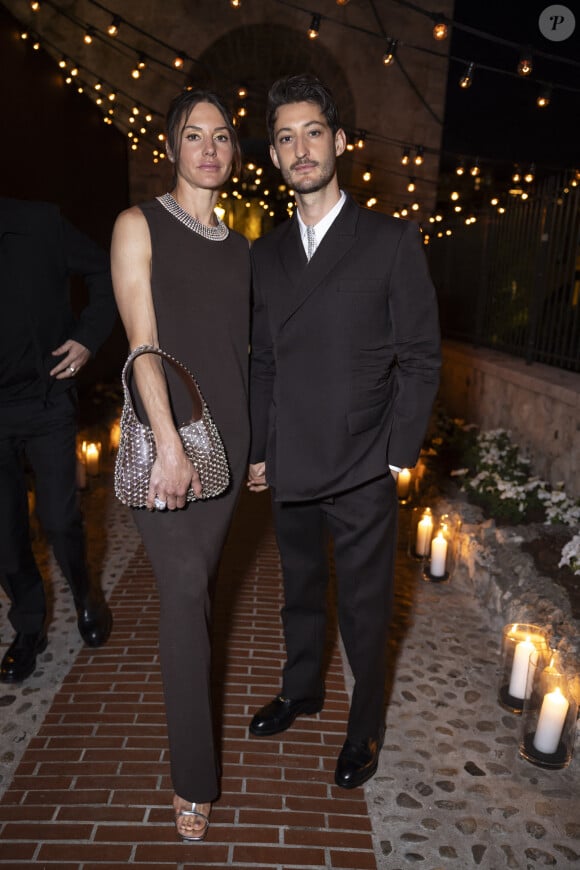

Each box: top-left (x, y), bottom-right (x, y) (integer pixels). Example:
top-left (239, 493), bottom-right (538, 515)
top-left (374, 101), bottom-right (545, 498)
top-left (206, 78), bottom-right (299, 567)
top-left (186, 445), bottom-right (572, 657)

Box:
top-left (247, 75), bottom-right (441, 789)
top-left (0, 197), bottom-right (116, 684)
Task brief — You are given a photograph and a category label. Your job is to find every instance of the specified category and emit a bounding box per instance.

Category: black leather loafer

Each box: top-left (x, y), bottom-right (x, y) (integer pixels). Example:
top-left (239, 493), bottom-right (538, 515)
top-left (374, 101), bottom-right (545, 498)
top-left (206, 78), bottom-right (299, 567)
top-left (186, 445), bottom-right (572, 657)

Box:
top-left (334, 732), bottom-right (384, 789)
top-left (249, 694), bottom-right (324, 737)
top-left (77, 599), bottom-right (113, 647)
top-left (0, 631), bottom-right (48, 683)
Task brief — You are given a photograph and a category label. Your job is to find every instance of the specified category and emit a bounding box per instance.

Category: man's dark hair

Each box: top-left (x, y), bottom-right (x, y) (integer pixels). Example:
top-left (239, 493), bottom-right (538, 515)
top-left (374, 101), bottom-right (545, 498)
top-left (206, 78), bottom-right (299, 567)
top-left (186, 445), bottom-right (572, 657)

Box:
top-left (165, 89), bottom-right (242, 176)
top-left (266, 74), bottom-right (341, 143)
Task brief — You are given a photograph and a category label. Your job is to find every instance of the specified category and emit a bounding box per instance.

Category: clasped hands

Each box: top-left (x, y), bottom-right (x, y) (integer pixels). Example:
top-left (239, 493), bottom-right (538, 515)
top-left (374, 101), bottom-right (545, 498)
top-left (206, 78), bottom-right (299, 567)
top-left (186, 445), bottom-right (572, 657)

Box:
top-left (247, 462), bottom-right (268, 493)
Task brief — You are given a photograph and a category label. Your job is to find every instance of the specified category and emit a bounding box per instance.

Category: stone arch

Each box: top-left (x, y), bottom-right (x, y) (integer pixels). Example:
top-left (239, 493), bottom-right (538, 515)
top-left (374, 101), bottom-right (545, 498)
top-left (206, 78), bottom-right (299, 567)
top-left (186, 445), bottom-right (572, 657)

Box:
top-left (198, 22), bottom-right (356, 156)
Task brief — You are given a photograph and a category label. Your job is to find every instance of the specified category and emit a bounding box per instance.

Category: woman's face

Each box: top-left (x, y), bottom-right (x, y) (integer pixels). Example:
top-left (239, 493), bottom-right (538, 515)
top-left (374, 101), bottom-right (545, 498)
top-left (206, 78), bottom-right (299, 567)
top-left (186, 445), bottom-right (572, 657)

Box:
top-left (170, 101), bottom-right (234, 191)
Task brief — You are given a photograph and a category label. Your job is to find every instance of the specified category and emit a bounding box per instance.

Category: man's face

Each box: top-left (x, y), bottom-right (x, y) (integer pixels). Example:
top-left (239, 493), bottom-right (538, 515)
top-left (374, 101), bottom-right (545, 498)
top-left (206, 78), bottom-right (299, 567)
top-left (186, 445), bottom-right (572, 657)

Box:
top-left (269, 101), bottom-right (345, 195)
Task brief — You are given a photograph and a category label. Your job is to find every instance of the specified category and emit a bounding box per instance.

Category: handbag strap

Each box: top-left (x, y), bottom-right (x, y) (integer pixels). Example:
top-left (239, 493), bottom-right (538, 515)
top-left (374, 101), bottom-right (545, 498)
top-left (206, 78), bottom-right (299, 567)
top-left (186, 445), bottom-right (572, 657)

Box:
top-left (121, 344), bottom-right (204, 423)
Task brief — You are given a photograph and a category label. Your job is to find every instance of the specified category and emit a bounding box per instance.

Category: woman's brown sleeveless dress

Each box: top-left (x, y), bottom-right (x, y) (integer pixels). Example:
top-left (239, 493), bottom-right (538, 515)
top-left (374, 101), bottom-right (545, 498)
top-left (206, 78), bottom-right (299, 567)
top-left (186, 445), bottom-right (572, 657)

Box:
top-left (133, 198), bottom-right (250, 803)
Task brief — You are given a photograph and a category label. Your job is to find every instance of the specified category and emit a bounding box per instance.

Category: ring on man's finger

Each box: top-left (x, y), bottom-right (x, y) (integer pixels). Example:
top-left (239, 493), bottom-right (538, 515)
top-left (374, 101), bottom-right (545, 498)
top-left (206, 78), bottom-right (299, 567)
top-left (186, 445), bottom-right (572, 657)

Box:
top-left (154, 497), bottom-right (167, 510)
top-left (69, 365), bottom-right (76, 374)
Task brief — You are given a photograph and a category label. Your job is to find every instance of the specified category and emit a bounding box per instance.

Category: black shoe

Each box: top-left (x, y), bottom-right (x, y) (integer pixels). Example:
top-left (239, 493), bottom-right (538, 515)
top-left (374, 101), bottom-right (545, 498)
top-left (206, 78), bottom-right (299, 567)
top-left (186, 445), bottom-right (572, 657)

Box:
top-left (0, 631), bottom-right (48, 683)
top-left (249, 694), bottom-right (324, 737)
top-left (334, 731), bottom-right (384, 789)
top-left (77, 598), bottom-right (113, 647)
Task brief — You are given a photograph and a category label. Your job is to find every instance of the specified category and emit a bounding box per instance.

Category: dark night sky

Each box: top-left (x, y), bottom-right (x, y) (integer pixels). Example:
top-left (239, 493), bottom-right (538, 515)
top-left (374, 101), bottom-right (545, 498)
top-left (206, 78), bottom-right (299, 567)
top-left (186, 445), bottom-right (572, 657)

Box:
top-left (441, 0), bottom-right (580, 175)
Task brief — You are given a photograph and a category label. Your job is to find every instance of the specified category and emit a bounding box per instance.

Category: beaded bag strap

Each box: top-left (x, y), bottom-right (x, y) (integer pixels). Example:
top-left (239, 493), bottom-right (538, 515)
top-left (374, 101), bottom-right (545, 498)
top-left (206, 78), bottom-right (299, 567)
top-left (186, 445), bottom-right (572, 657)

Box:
top-left (121, 344), bottom-right (204, 424)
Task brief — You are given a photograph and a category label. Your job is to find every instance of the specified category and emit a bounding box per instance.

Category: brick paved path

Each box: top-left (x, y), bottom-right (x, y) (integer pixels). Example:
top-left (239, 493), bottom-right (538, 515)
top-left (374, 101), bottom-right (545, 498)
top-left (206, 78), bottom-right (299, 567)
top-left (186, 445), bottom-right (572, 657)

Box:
top-left (0, 491), bottom-right (376, 869)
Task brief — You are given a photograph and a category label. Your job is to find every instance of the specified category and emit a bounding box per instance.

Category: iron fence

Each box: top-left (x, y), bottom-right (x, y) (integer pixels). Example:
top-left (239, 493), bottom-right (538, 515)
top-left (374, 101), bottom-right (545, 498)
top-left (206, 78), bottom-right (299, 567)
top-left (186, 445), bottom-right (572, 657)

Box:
top-left (427, 172), bottom-right (580, 372)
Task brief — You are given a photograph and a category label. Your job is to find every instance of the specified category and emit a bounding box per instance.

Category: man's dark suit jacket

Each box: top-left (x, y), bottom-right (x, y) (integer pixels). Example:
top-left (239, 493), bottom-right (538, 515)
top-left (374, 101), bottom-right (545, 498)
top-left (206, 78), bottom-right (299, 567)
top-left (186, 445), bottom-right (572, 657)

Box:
top-left (0, 197), bottom-right (116, 400)
top-left (250, 194), bottom-right (441, 502)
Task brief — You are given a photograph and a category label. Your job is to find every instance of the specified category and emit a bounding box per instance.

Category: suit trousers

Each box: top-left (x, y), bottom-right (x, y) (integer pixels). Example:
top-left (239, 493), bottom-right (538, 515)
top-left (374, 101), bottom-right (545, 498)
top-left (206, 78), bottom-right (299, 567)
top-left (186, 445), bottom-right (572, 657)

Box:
top-left (272, 473), bottom-right (398, 742)
top-left (0, 391), bottom-right (89, 634)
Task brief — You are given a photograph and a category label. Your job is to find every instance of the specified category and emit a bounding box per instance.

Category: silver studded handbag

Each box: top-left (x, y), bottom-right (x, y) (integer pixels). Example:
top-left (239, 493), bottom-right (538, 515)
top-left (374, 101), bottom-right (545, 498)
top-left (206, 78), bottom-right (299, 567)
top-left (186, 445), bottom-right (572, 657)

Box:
top-left (114, 344), bottom-right (230, 508)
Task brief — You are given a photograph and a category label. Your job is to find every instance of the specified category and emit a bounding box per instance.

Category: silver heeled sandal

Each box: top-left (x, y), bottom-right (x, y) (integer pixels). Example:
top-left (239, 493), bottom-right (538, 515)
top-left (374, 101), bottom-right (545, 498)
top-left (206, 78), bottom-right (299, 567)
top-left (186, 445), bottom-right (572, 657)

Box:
top-left (175, 802), bottom-right (210, 842)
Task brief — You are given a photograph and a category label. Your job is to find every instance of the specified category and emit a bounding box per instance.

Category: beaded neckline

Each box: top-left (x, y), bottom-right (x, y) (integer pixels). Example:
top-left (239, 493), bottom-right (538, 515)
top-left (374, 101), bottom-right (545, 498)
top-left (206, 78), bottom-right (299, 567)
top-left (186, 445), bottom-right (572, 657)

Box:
top-left (157, 193), bottom-right (229, 241)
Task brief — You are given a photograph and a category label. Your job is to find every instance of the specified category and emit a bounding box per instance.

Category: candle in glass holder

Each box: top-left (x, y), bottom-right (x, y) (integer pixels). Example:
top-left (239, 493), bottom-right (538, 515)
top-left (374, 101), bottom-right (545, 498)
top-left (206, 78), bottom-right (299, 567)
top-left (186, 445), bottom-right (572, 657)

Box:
top-left (85, 442), bottom-right (100, 476)
top-left (533, 687), bottom-right (569, 754)
top-left (109, 420), bottom-right (121, 451)
top-left (415, 511), bottom-right (433, 556)
top-left (429, 532), bottom-right (448, 576)
top-left (508, 636), bottom-right (536, 699)
top-left (396, 468), bottom-right (411, 500)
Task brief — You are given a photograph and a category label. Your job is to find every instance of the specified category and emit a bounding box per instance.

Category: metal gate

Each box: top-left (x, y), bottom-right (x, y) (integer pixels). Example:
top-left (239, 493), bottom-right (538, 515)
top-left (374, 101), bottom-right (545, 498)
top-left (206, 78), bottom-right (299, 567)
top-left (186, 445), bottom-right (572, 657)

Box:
top-left (427, 173), bottom-right (580, 372)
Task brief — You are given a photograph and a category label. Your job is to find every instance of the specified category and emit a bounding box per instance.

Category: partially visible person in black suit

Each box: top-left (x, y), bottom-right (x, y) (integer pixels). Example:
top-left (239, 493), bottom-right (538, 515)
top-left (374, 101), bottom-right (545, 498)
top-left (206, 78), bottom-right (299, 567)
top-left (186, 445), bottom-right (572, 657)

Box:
top-left (247, 75), bottom-right (441, 788)
top-left (0, 197), bottom-right (116, 684)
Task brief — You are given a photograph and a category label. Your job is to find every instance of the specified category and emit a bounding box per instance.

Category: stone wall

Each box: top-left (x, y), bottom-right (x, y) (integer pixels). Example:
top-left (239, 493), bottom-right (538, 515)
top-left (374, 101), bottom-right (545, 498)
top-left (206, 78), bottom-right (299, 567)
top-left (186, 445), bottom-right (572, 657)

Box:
top-left (439, 341), bottom-right (580, 499)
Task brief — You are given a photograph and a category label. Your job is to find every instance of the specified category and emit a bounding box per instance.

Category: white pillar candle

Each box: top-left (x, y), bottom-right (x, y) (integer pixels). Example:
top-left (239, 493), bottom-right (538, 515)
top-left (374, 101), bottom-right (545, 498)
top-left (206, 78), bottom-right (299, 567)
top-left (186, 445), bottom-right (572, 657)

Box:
top-left (430, 532), bottom-right (448, 576)
top-left (508, 637), bottom-right (536, 699)
top-left (396, 468), bottom-right (411, 499)
top-left (533, 687), bottom-right (569, 754)
top-left (85, 442), bottom-right (100, 476)
top-left (416, 513), bottom-right (433, 556)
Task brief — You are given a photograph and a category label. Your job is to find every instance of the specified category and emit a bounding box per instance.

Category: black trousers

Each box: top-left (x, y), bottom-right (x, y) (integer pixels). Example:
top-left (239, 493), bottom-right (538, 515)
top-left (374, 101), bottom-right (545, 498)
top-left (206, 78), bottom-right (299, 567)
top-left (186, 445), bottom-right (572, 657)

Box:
top-left (272, 473), bottom-right (398, 742)
top-left (0, 391), bottom-right (89, 634)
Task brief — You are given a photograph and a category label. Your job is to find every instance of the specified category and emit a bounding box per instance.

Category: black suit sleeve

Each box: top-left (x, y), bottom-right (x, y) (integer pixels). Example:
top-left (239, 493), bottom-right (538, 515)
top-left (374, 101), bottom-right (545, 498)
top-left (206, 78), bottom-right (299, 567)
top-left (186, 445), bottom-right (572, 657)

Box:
top-left (387, 221), bottom-right (441, 467)
top-left (61, 215), bottom-right (117, 355)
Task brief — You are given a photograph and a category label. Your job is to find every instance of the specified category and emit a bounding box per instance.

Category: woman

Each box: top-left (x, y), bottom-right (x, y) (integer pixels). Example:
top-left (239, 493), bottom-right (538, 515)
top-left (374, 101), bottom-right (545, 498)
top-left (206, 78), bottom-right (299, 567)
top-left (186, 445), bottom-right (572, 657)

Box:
top-left (111, 90), bottom-right (250, 841)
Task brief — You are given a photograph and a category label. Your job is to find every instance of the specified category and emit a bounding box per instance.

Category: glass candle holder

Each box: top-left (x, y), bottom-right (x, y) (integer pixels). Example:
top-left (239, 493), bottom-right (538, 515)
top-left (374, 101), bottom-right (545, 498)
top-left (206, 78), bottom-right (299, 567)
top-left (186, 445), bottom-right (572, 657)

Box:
top-left (396, 467), bottom-right (413, 504)
top-left (408, 506), bottom-right (434, 561)
top-left (519, 651), bottom-right (579, 769)
top-left (498, 623), bottom-right (550, 713)
top-left (423, 513), bottom-right (457, 583)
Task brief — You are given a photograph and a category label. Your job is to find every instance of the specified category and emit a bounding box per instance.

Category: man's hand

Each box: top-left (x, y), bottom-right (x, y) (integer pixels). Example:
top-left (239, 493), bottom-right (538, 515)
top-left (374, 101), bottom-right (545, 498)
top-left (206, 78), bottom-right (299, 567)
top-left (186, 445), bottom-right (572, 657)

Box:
top-left (50, 339), bottom-right (91, 379)
top-left (247, 462), bottom-right (268, 492)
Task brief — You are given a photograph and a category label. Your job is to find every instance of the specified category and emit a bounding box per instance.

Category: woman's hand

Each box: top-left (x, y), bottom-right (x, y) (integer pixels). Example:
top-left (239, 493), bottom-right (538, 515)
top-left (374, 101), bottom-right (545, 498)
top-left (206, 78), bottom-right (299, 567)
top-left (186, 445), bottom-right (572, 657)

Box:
top-left (147, 443), bottom-right (203, 510)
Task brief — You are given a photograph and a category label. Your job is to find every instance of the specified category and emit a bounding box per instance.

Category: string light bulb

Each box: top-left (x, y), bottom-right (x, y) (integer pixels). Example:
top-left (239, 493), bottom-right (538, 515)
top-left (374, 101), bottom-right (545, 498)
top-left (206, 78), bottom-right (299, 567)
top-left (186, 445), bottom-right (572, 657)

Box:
top-left (537, 86), bottom-right (551, 108)
top-left (83, 27), bottom-right (94, 45)
top-left (524, 164), bottom-right (535, 183)
top-left (382, 38), bottom-right (397, 66)
top-left (237, 85), bottom-right (248, 98)
top-left (363, 168), bottom-right (372, 182)
top-left (308, 14), bottom-right (321, 39)
top-left (401, 147), bottom-right (410, 166)
top-left (336, 0), bottom-right (350, 4)
top-left (58, 56), bottom-right (67, 68)
top-left (512, 167), bottom-right (521, 182)
top-left (407, 178), bottom-right (416, 193)
top-left (414, 146), bottom-right (424, 166)
top-left (432, 17), bottom-right (448, 40)
top-left (230, 0), bottom-right (242, 7)
top-left (517, 51), bottom-right (533, 76)
top-left (107, 15), bottom-right (121, 36)
top-left (470, 159), bottom-right (480, 176)
top-left (173, 53), bottom-right (185, 69)
top-left (459, 63), bottom-right (474, 88)
top-left (455, 161), bottom-right (465, 175)
top-left (30, 0), bottom-right (40, 10)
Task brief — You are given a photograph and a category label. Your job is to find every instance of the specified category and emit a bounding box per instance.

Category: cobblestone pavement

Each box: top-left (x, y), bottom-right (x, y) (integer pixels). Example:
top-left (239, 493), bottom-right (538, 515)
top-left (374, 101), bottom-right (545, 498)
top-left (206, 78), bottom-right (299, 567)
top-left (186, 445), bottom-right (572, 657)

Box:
top-left (0, 470), bottom-right (578, 868)
top-left (367, 516), bottom-right (580, 869)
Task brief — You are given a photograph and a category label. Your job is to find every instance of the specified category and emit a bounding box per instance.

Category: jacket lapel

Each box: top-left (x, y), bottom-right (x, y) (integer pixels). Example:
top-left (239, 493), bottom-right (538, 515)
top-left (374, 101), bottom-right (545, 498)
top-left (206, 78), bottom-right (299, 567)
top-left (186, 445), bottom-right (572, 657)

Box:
top-left (276, 195), bottom-right (360, 327)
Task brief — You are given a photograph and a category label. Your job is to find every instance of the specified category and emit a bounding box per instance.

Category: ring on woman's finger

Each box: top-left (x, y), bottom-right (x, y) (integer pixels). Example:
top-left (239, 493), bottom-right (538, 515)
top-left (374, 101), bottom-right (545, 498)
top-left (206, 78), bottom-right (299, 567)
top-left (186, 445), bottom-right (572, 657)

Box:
top-left (154, 497), bottom-right (167, 510)
top-left (69, 364), bottom-right (76, 374)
